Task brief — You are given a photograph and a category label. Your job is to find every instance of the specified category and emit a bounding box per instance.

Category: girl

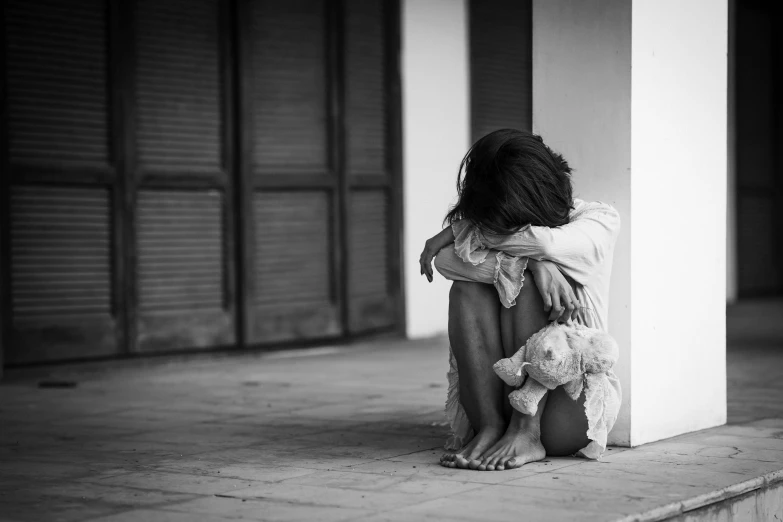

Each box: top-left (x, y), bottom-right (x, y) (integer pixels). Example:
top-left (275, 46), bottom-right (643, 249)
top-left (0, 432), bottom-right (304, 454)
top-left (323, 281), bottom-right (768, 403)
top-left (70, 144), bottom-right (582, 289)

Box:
top-left (418, 129), bottom-right (621, 471)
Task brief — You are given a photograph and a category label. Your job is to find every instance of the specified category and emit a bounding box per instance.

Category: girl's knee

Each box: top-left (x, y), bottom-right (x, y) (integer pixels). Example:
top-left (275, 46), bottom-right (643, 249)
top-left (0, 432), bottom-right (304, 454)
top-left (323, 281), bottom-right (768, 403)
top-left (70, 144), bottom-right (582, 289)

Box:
top-left (502, 272), bottom-right (548, 348)
top-left (449, 281), bottom-right (496, 303)
top-left (516, 270), bottom-right (544, 308)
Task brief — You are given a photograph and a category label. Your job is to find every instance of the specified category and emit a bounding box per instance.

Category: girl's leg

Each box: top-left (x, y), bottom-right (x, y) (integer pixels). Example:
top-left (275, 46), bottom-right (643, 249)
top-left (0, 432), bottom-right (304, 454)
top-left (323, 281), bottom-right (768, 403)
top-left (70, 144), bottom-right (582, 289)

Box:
top-left (442, 281), bottom-right (507, 470)
top-left (477, 272), bottom-right (589, 470)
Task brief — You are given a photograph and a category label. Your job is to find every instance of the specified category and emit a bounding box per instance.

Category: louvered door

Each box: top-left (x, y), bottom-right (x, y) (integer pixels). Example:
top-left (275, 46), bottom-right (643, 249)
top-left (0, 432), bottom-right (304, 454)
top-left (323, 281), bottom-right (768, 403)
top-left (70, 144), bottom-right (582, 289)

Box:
top-left (240, 0), bottom-right (341, 343)
top-left (344, 0), bottom-right (400, 333)
top-left (131, 0), bottom-right (235, 352)
top-left (2, 0), bottom-right (403, 364)
top-left (238, 0), bottom-right (401, 343)
top-left (3, 0), bottom-right (119, 363)
top-left (469, 0), bottom-right (532, 141)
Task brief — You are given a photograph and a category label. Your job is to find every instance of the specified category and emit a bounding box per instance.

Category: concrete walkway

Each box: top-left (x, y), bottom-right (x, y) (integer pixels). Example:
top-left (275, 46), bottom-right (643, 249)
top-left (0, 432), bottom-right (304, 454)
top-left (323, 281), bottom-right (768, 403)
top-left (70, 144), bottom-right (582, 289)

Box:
top-left (2, 314), bottom-right (783, 521)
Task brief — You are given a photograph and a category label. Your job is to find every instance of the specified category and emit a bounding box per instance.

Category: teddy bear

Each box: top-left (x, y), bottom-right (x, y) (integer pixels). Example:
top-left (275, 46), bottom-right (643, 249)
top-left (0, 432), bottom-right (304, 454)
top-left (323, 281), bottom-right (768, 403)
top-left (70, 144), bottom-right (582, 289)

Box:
top-left (493, 322), bottom-right (619, 416)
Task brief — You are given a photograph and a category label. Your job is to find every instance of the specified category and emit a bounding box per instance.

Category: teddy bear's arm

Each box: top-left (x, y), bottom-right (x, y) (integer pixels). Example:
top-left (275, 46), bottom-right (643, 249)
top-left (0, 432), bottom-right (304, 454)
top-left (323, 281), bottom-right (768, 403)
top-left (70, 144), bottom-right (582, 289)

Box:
top-left (493, 348), bottom-right (528, 387)
top-left (508, 378), bottom-right (549, 416)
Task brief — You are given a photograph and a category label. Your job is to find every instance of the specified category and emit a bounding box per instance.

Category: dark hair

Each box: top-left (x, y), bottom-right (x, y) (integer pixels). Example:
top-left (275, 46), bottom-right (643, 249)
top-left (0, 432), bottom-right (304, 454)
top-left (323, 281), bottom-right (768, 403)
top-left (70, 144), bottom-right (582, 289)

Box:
top-left (445, 129), bottom-right (573, 234)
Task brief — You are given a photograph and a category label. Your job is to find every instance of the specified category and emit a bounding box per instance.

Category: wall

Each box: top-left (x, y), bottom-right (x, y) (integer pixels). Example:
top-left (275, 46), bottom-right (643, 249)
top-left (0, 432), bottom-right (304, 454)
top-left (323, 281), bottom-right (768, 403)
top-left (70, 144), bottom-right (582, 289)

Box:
top-left (400, 0), bottom-right (470, 338)
top-left (532, 0), bottom-right (633, 445)
top-left (631, 0), bottom-right (727, 444)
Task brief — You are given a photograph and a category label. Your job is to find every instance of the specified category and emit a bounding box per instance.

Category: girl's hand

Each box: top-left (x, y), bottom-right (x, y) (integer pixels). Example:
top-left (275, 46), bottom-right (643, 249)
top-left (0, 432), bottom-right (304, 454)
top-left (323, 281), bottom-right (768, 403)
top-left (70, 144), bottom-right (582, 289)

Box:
top-left (527, 259), bottom-right (579, 323)
top-left (419, 227), bottom-right (456, 282)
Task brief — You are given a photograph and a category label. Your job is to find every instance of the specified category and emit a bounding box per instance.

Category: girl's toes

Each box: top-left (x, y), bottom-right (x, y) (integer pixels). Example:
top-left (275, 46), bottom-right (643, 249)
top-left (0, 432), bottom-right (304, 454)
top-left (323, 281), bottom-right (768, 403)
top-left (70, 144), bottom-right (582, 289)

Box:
top-left (506, 457), bottom-right (524, 469)
top-left (455, 456), bottom-right (471, 469)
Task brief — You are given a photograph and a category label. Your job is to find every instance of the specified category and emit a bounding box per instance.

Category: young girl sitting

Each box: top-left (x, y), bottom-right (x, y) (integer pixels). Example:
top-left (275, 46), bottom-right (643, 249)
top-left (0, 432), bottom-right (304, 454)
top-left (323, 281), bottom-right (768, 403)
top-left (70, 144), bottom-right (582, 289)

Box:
top-left (418, 129), bottom-right (622, 471)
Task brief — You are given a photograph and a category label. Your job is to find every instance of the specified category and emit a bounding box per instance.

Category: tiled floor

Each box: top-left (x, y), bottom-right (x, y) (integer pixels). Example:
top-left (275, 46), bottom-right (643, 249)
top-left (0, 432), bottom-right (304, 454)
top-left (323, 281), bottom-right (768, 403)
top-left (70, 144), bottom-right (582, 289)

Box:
top-left (1, 303), bottom-right (782, 521)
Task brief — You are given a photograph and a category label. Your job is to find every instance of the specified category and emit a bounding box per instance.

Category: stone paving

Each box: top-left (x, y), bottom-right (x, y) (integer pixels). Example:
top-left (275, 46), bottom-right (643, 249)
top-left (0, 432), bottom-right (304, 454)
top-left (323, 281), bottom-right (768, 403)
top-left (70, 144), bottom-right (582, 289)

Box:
top-left (1, 308), bottom-right (783, 521)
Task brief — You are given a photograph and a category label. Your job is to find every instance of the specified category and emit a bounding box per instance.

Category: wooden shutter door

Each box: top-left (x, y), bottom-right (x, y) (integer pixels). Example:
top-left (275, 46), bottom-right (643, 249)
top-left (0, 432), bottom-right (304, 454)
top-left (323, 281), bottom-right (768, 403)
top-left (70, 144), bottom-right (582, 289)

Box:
top-left (469, 0), bottom-right (532, 141)
top-left (735, 4), bottom-right (783, 297)
top-left (132, 0), bottom-right (235, 352)
top-left (4, 0), bottom-right (119, 363)
top-left (241, 0), bottom-right (341, 343)
top-left (344, 0), bottom-right (401, 334)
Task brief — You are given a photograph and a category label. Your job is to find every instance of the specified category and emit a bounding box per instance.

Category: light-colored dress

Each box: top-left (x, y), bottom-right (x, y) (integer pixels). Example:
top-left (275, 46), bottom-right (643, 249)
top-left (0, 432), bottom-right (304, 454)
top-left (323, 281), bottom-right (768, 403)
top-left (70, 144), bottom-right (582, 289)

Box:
top-left (433, 199), bottom-right (623, 459)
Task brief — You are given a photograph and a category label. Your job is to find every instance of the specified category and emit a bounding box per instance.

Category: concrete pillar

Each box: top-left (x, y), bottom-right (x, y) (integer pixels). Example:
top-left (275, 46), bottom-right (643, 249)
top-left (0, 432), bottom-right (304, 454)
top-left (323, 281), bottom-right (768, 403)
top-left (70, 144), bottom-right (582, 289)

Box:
top-left (400, 0), bottom-right (470, 338)
top-left (533, 0), bottom-right (728, 446)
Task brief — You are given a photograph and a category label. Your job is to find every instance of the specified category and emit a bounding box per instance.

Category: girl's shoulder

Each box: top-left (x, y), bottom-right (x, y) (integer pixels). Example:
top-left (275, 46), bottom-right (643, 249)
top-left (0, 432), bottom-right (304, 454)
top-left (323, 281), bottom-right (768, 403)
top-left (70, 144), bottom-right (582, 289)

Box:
top-left (571, 199), bottom-right (620, 218)
top-left (569, 199), bottom-right (621, 233)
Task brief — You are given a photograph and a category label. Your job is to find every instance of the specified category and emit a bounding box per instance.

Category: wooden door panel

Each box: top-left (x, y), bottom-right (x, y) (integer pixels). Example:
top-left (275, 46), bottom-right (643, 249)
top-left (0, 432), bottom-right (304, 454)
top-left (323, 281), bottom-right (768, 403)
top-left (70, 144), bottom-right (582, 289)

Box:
top-left (343, 0), bottom-right (400, 334)
top-left (734, 4), bottom-right (783, 297)
top-left (250, 190), bottom-right (340, 342)
top-left (135, 190), bottom-right (233, 351)
top-left (347, 189), bottom-right (396, 332)
top-left (4, 0), bottom-right (118, 363)
top-left (135, 0), bottom-right (222, 171)
top-left (8, 186), bottom-right (115, 363)
top-left (242, 0), bottom-right (341, 344)
top-left (132, 0), bottom-right (235, 352)
top-left (344, 0), bottom-right (387, 178)
top-left (6, 0), bottom-right (109, 164)
top-left (737, 195), bottom-right (782, 294)
top-left (250, 0), bottom-right (329, 172)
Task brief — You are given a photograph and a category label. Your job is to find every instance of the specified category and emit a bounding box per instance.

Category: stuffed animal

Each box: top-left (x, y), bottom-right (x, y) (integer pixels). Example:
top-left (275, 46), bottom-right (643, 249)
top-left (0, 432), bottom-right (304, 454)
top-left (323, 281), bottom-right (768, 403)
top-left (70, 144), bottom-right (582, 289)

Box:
top-left (493, 322), bottom-right (619, 416)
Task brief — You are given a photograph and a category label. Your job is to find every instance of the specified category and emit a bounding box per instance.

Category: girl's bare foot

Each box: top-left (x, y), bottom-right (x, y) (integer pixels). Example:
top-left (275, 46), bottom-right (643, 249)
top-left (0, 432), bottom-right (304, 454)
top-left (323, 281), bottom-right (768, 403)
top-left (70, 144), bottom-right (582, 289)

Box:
top-left (439, 425), bottom-right (505, 469)
top-left (476, 425), bottom-right (546, 471)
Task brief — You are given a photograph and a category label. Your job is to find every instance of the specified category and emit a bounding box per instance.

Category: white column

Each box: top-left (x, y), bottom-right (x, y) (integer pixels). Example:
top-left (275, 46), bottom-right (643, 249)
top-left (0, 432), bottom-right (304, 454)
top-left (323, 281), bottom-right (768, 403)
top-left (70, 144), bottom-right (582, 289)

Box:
top-left (630, 0), bottom-right (727, 445)
top-left (534, 0), bottom-right (728, 446)
top-left (400, 0), bottom-right (471, 338)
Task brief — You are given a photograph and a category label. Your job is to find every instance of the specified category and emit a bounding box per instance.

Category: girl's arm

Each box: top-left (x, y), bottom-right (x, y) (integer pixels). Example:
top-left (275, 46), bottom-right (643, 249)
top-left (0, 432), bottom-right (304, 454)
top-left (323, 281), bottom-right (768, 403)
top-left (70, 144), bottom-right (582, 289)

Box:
top-left (432, 243), bottom-right (495, 285)
top-left (433, 245), bottom-right (525, 307)
top-left (454, 200), bottom-right (621, 286)
top-left (418, 226), bottom-right (455, 282)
